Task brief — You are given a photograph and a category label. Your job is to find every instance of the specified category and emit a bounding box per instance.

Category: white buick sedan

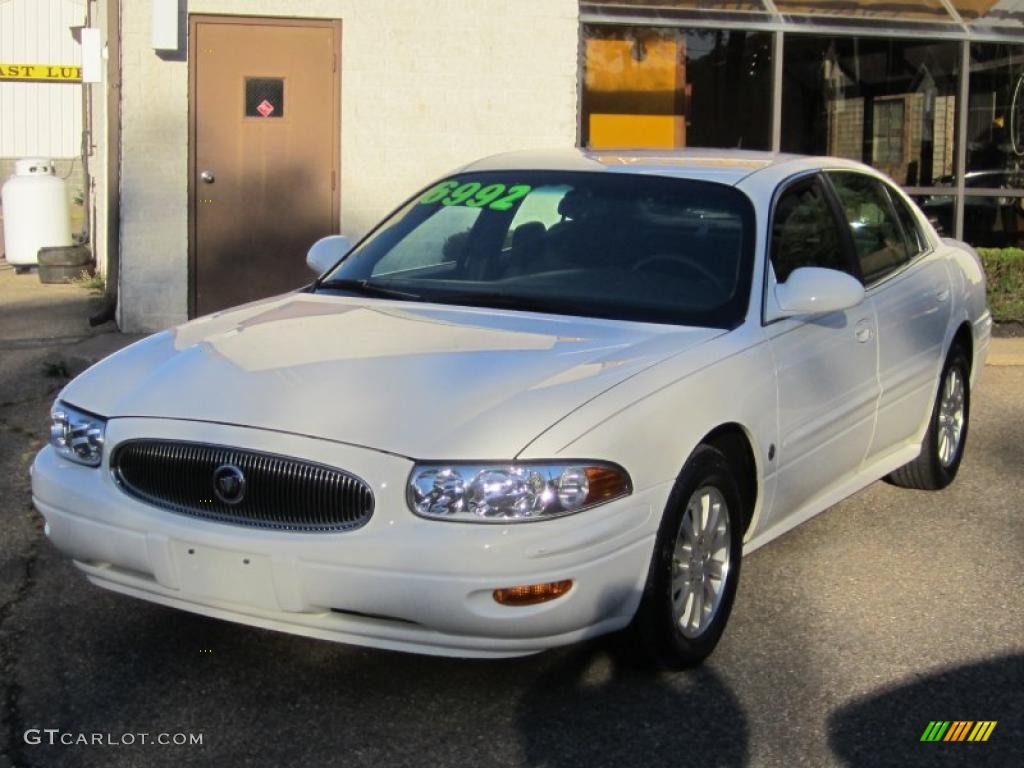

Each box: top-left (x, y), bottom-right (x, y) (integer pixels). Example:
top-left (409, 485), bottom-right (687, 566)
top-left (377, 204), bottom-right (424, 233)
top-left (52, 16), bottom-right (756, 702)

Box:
top-left (33, 150), bottom-right (990, 667)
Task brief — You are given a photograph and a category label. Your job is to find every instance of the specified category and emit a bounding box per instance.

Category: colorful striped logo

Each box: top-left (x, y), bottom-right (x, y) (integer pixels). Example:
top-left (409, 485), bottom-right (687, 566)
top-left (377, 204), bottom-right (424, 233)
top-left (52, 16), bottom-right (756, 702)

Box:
top-left (920, 721), bottom-right (997, 742)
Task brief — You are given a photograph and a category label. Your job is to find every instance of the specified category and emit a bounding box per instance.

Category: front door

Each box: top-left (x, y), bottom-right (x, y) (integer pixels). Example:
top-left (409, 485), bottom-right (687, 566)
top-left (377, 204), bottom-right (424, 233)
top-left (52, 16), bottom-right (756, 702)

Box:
top-left (764, 175), bottom-right (881, 525)
top-left (190, 16), bottom-right (340, 317)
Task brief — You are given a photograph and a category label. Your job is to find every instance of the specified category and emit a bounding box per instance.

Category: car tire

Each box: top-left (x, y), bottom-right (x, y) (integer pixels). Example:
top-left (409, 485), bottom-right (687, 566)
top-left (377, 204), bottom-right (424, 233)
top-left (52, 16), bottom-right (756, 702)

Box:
top-left (624, 444), bottom-right (745, 669)
top-left (887, 344), bottom-right (971, 491)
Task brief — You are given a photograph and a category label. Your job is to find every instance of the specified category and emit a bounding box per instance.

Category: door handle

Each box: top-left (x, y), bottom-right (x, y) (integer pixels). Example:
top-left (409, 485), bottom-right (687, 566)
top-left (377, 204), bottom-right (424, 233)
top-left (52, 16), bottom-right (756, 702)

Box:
top-left (855, 319), bottom-right (874, 343)
top-left (935, 286), bottom-right (950, 302)
top-left (200, 170), bottom-right (215, 184)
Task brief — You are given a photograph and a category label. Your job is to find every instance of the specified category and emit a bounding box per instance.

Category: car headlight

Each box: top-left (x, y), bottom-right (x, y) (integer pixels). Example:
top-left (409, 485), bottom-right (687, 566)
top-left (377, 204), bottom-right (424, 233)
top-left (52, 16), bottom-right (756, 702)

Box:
top-left (50, 402), bottom-right (106, 467)
top-left (408, 462), bottom-right (631, 523)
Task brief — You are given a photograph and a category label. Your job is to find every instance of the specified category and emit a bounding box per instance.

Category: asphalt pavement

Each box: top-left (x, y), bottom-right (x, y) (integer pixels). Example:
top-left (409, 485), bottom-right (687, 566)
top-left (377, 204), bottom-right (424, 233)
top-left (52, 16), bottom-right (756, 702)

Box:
top-left (0, 265), bottom-right (1021, 767)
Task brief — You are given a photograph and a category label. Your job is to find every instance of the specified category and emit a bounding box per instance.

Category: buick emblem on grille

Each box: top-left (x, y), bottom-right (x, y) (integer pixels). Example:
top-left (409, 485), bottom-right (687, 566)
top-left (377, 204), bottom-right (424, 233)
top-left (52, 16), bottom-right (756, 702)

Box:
top-left (112, 440), bottom-right (374, 531)
top-left (212, 463), bottom-right (246, 505)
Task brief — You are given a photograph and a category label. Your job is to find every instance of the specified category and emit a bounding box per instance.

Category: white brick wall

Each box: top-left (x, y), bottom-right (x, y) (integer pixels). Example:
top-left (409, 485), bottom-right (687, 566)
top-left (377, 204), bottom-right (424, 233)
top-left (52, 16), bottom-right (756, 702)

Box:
top-left (117, 0), bottom-right (579, 332)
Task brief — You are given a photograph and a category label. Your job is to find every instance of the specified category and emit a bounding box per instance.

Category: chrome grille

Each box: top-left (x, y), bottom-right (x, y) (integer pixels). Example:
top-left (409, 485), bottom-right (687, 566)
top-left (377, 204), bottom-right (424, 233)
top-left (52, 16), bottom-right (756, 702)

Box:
top-left (111, 440), bottom-right (374, 532)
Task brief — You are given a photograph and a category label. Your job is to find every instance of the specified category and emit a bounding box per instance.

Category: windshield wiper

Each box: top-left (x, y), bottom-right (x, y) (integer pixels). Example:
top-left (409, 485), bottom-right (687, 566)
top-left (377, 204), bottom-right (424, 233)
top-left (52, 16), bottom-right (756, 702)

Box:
top-left (317, 278), bottom-right (422, 301)
top-left (429, 290), bottom-right (592, 316)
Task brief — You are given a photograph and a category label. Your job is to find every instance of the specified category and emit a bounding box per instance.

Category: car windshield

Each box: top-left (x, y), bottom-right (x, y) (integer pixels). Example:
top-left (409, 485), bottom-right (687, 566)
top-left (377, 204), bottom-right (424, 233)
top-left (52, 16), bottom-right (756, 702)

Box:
top-left (318, 171), bottom-right (756, 328)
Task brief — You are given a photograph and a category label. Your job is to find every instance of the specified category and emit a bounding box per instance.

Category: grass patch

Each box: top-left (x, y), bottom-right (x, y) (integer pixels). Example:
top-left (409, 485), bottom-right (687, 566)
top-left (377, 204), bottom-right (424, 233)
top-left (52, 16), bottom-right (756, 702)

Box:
top-left (69, 270), bottom-right (105, 295)
top-left (977, 248), bottom-right (1024, 324)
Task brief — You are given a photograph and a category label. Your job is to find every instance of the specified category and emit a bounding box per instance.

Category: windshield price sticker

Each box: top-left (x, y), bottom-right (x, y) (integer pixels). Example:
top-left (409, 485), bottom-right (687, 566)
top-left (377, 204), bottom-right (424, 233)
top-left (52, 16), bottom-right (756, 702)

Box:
top-left (420, 181), bottom-right (532, 211)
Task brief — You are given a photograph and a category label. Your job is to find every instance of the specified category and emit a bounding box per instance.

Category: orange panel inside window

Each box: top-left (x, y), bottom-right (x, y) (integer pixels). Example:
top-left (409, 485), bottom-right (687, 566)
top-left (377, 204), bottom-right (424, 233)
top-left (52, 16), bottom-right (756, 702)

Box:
top-left (584, 35), bottom-right (688, 149)
top-left (589, 114), bottom-right (686, 149)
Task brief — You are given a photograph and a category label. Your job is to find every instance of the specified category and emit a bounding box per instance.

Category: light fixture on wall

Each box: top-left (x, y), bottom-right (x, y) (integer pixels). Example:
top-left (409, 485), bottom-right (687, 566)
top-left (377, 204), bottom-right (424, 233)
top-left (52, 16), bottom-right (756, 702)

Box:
top-left (68, 25), bottom-right (102, 83)
top-left (152, 0), bottom-right (180, 51)
top-left (80, 28), bottom-right (102, 82)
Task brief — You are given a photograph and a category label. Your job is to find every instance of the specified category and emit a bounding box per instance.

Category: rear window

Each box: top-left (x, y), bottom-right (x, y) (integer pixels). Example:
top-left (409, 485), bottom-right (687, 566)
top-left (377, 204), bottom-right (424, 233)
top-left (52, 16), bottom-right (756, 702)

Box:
top-left (828, 171), bottom-right (911, 284)
top-left (886, 186), bottom-right (928, 257)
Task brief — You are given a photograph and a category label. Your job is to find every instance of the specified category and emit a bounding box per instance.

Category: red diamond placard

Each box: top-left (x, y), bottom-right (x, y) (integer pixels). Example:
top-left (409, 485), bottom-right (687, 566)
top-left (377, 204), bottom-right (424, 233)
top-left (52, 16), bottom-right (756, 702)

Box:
top-left (256, 99), bottom-right (275, 117)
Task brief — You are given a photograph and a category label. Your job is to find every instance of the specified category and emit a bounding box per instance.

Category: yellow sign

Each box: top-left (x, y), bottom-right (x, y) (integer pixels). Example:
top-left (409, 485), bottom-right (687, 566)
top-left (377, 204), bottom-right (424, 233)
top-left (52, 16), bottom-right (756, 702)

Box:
top-left (0, 63), bottom-right (82, 82)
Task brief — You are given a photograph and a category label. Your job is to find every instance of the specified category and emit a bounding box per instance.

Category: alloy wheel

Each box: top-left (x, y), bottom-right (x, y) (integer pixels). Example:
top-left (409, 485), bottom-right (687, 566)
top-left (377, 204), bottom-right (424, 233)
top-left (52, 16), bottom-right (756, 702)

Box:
top-left (937, 366), bottom-right (966, 467)
top-left (671, 485), bottom-right (732, 639)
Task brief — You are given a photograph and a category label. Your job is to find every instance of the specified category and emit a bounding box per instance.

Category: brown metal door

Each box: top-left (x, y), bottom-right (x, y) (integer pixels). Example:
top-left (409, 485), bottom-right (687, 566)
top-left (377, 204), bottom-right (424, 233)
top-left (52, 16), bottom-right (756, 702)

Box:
top-left (190, 16), bottom-right (339, 317)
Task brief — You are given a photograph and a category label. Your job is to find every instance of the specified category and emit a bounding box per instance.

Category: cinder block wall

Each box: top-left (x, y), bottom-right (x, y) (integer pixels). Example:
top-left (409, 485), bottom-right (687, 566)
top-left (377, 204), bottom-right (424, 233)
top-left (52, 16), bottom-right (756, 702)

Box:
top-left (118, 0), bottom-right (580, 332)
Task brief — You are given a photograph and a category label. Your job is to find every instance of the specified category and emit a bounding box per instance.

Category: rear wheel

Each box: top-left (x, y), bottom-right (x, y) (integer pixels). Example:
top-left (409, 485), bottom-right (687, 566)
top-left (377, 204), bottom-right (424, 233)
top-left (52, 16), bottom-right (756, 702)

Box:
top-left (624, 445), bottom-right (744, 669)
top-left (887, 345), bottom-right (971, 490)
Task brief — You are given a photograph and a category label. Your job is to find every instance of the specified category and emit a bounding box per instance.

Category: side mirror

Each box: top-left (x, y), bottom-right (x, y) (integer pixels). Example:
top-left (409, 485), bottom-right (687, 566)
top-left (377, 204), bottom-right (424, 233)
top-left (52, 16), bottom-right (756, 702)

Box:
top-left (306, 235), bottom-right (351, 275)
top-left (773, 267), bottom-right (865, 317)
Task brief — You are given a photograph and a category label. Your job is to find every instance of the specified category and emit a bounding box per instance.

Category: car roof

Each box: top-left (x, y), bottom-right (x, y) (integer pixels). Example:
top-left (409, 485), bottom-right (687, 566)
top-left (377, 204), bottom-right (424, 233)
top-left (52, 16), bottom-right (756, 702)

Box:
top-left (460, 148), bottom-right (880, 188)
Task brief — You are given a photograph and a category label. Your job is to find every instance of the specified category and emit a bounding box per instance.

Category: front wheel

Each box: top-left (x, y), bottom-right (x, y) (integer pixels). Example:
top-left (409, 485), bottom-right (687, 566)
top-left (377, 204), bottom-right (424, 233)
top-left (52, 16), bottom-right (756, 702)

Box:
top-left (887, 344), bottom-right (971, 490)
top-left (624, 445), bottom-right (745, 669)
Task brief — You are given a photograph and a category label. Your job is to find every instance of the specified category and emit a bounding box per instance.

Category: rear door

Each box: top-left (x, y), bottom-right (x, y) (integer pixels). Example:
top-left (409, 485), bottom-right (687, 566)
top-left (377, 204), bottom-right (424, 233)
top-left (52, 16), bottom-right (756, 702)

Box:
top-left (190, 16), bottom-right (340, 317)
top-left (764, 174), bottom-right (881, 524)
top-left (825, 172), bottom-right (952, 457)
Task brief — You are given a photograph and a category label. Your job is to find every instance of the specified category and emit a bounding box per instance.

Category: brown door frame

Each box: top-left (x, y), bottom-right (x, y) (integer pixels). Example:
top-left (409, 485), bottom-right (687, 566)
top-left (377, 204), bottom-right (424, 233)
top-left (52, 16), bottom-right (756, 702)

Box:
top-left (187, 14), bottom-right (341, 319)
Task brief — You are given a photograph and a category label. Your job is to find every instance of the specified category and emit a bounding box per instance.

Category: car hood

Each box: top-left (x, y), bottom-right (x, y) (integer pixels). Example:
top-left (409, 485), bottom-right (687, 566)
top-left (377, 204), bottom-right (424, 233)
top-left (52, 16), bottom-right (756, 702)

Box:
top-left (61, 294), bottom-right (723, 458)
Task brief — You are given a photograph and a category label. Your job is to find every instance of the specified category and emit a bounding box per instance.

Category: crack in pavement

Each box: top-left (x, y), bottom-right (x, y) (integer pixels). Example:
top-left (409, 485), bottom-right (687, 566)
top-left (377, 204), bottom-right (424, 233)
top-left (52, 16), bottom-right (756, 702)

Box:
top-left (0, 390), bottom-right (65, 411)
top-left (0, 336), bottom-right (96, 352)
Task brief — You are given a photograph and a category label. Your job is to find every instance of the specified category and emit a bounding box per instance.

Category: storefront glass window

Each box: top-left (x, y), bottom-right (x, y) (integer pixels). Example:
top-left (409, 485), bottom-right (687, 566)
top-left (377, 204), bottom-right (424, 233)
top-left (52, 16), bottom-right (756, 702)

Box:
top-left (966, 44), bottom-right (1024, 176)
top-left (776, 0), bottom-right (955, 21)
top-left (583, 0), bottom-right (767, 10)
top-left (781, 36), bottom-right (959, 186)
top-left (960, 42), bottom-right (1024, 246)
top-left (914, 194), bottom-right (955, 235)
top-left (581, 25), bottom-right (773, 150)
top-left (963, 195), bottom-right (1024, 246)
top-left (954, 0), bottom-right (1024, 30)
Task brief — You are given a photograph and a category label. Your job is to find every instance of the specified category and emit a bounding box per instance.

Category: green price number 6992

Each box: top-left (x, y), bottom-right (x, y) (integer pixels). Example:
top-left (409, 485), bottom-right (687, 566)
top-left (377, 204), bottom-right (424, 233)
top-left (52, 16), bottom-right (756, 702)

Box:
top-left (419, 180), bottom-right (532, 211)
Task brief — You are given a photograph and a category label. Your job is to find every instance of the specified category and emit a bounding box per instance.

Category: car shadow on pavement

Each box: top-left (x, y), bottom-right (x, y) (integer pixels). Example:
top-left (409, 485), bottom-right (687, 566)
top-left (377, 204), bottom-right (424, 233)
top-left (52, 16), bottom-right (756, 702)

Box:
top-left (516, 640), bottom-right (749, 768)
top-left (827, 652), bottom-right (1023, 767)
top-left (16, 583), bottom-right (751, 768)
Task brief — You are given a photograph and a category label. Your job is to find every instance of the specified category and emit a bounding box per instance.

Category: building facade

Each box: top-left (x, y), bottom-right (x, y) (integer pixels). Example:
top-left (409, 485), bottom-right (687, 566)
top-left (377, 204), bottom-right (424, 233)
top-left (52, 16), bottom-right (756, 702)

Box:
top-left (8, 1), bottom-right (1024, 332)
top-left (0, 0), bottom-right (87, 246)
top-left (578, 1), bottom-right (1024, 257)
top-left (113, 0), bottom-right (579, 331)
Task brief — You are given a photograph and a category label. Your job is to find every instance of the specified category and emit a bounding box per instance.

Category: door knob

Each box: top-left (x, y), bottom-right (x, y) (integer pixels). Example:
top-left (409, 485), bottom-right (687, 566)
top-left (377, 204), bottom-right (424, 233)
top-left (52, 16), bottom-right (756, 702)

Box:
top-left (200, 170), bottom-right (215, 184)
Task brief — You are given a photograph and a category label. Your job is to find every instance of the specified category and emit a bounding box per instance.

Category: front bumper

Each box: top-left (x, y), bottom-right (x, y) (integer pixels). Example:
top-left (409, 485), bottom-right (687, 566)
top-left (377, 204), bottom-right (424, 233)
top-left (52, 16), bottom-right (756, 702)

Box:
top-left (32, 418), bottom-right (663, 658)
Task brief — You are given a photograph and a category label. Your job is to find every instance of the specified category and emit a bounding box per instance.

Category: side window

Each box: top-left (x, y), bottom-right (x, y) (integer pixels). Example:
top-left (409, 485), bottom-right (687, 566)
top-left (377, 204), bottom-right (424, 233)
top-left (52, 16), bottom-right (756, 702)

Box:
top-left (508, 185), bottom-right (570, 232)
top-left (770, 177), bottom-right (847, 283)
top-left (501, 185), bottom-right (570, 252)
top-left (371, 206), bottom-right (481, 277)
top-left (886, 186), bottom-right (927, 257)
top-left (827, 172), bottom-right (910, 284)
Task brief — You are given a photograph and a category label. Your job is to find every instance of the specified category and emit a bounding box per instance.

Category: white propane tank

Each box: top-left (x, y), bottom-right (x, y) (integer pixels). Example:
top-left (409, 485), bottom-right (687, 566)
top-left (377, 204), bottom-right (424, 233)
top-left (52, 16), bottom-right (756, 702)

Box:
top-left (1, 158), bottom-right (72, 267)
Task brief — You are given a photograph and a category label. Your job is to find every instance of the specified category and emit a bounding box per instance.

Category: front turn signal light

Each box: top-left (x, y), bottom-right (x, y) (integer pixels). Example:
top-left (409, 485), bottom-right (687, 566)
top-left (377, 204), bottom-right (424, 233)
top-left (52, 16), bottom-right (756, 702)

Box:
top-left (493, 580), bottom-right (573, 607)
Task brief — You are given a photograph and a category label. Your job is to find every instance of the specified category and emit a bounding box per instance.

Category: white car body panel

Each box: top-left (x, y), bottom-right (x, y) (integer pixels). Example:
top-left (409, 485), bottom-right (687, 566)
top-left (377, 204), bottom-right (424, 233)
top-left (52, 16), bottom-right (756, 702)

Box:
top-left (59, 295), bottom-right (722, 459)
top-left (32, 149), bottom-right (991, 657)
top-left (764, 298), bottom-right (881, 528)
top-left (866, 252), bottom-right (953, 457)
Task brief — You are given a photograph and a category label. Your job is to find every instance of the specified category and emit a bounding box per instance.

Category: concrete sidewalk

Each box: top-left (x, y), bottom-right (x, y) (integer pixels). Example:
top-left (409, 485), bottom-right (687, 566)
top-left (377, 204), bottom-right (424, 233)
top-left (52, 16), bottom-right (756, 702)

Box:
top-left (988, 336), bottom-right (1024, 366)
top-left (0, 264), bottom-right (144, 381)
top-left (0, 263), bottom-right (111, 345)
